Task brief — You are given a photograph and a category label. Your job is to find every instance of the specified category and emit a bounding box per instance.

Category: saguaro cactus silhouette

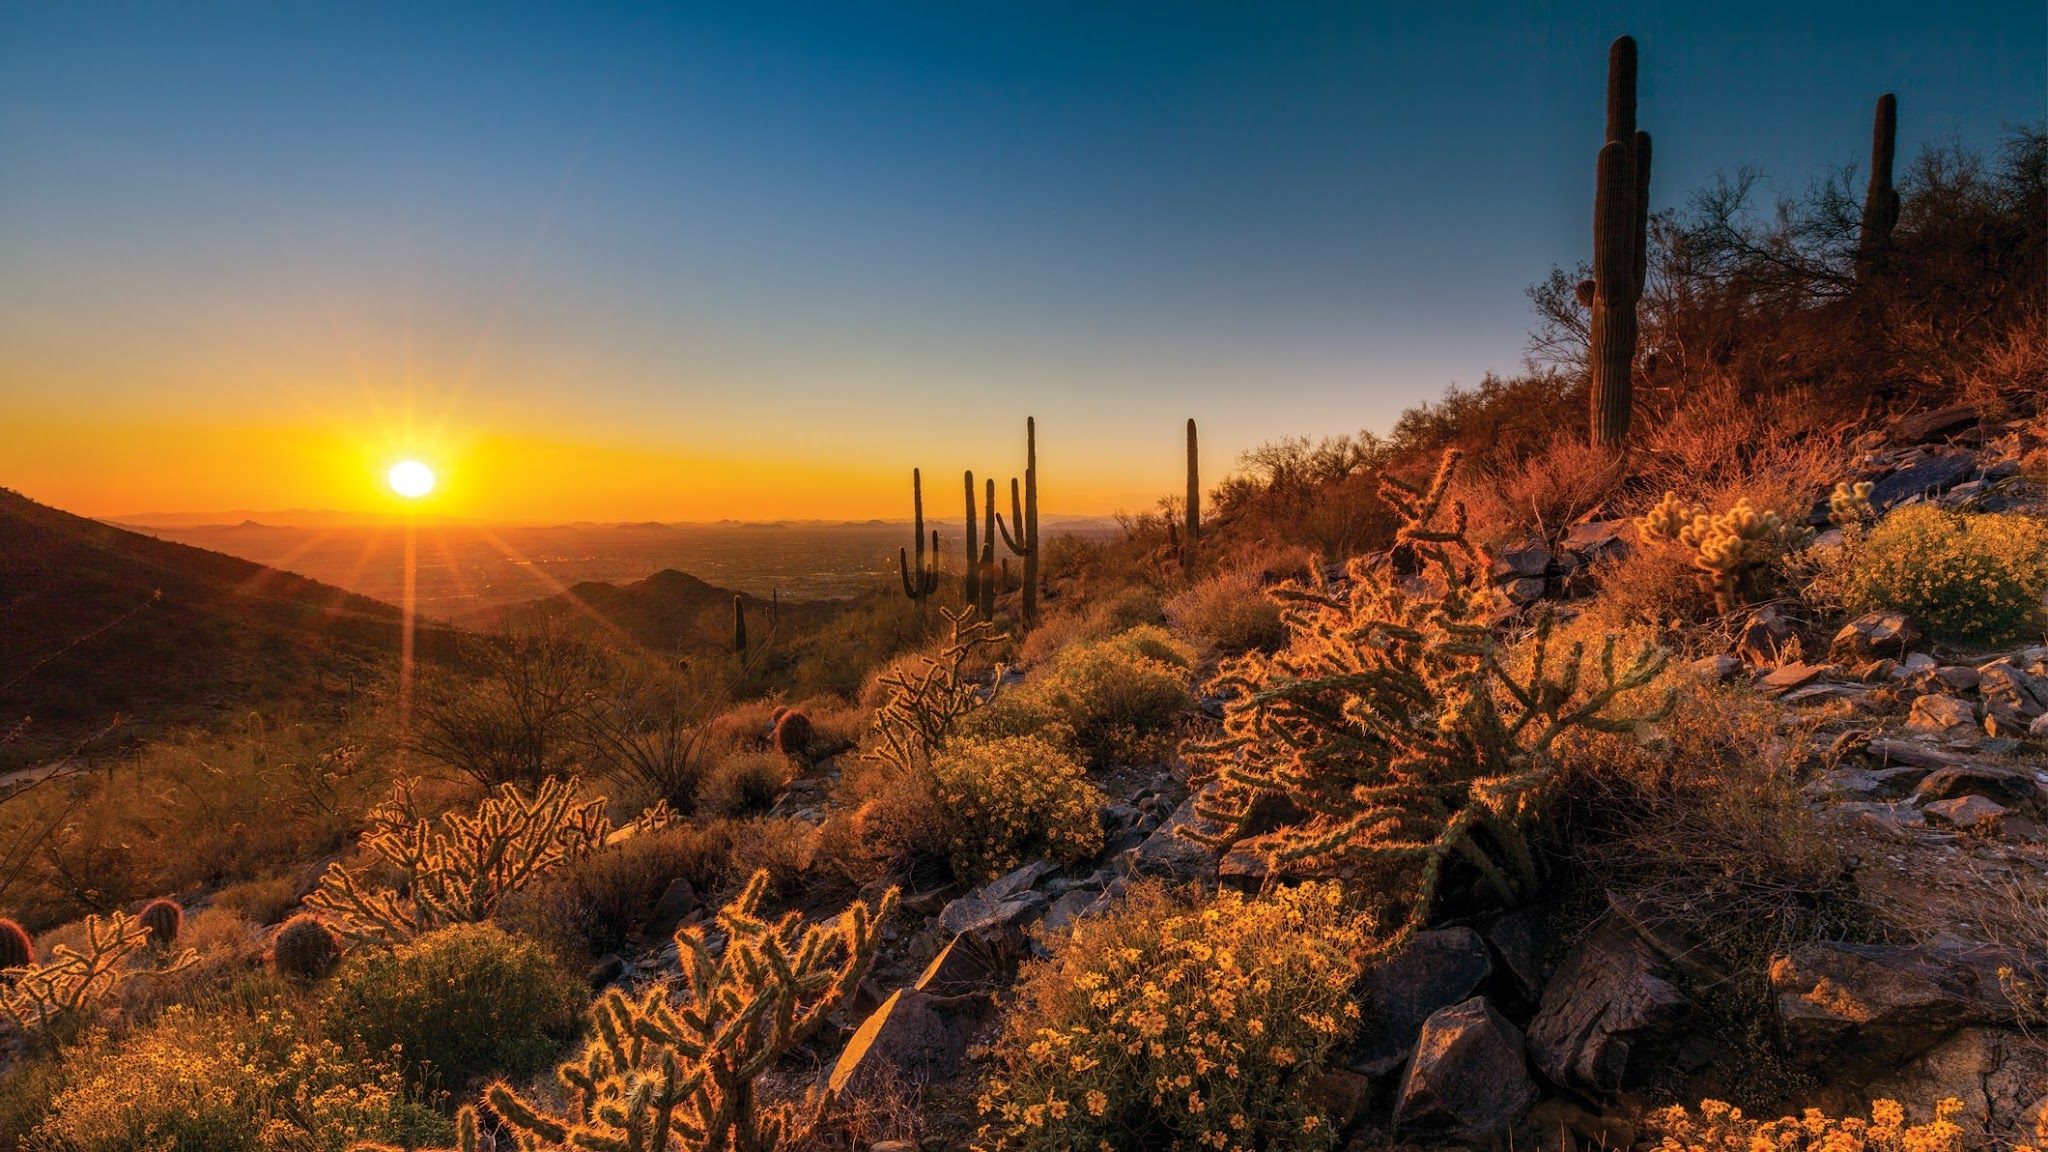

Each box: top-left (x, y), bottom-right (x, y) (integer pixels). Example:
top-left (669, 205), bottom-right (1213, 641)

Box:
top-left (979, 476), bottom-right (998, 620)
top-left (1857, 93), bottom-right (1900, 277)
top-left (996, 417), bottom-right (1040, 626)
top-left (899, 468), bottom-right (939, 614)
top-left (962, 470), bottom-right (981, 607)
top-left (1184, 418), bottom-right (1200, 572)
top-left (732, 594), bottom-right (747, 653)
top-left (1587, 34), bottom-right (1652, 447)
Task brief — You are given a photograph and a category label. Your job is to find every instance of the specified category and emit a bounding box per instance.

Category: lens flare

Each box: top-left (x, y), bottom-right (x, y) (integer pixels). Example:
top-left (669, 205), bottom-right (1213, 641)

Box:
top-left (387, 459), bottom-right (436, 499)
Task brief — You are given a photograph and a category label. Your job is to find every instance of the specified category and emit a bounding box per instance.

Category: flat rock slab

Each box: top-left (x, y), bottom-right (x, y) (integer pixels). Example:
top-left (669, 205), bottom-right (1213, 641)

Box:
top-left (1871, 452), bottom-right (1976, 509)
top-left (1394, 997), bottom-right (1538, 1140)
top-left (1121, 794), bottom-right (1223, 884)
top-left (1832, 611), bottom-right (1921, 660)
top-left (1769, 942), bottom-right (2018, 1073)
top-left (1354, 927), bottom-right (1494, 1077)
top-left (1922, 794), bottom-right (2009, 829)
top-left (1526, 921), bottom-right (1689, 1096)
top-left (1757, 662), bottom-right (1826, 694)
top-left (1913, 765), bottom-right (2045, 816)
top-left (826, 988), bottom-right (978, 1098)
top-left (1907, 694), bottom-right (1977, 732)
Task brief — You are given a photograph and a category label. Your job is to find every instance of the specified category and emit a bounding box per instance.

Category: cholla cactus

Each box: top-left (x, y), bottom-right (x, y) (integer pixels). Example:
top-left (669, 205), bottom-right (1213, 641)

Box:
top-left (1828, 480), bottom-right (1876, 528)
top-left (1640, 492), bottom-right (1811, 613)
top-left (1183, 451), bottom-right (1669, 948)
top-left (0, 910), bottom-right (196, 1035)
top-left (866, 608), bottom-right (1007, 774)
top-left (388, 872), bottom-right (897, 1152)
top-left (307, 776), bottom-right (610, 946)
top-left (1635, 490), bottom-right (1701, 544)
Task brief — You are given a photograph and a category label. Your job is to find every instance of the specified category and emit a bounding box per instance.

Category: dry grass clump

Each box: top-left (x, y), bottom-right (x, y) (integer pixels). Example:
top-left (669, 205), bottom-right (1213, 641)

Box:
top-left (699, 747), bottom-right (796, 817)
top-left (1454, 437), bottom-right (1626, 547)
top-left (1165, 567), bottom-right (1288, 655)
top-left (1018, 585), bottom-right (1168, 668)
top-left (975, 882), bottom-right (1371, 1152)
top-left (508, 820), bottom-right (738, 958)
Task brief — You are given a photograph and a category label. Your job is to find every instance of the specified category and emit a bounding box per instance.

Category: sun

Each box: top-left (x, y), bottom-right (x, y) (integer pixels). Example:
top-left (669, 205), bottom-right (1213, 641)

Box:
top-left (387, 459), bottom-right (436, 499)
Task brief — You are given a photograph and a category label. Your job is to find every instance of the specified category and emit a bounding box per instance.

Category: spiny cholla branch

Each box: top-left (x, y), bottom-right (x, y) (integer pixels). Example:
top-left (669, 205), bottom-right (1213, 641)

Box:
top-left (306, 776), bottom-right (611, 946)
top-left (0, 909), bottom-right (195, 1036)
top-left (866, 607), bottom-right (1008, 774)
top-left (1182, 450), bottom-right (1671, 949)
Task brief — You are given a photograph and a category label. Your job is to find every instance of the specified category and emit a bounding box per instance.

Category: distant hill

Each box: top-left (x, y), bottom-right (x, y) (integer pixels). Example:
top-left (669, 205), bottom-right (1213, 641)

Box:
top-left (0, 488), bottom-right (439, 765)
top-left (492, 568), bottom-right (843, 654)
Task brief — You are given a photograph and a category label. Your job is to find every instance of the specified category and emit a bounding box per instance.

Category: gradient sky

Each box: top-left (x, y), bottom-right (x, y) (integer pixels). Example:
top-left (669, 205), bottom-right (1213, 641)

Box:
top-left (2, 2), bottom-right (2041, 522)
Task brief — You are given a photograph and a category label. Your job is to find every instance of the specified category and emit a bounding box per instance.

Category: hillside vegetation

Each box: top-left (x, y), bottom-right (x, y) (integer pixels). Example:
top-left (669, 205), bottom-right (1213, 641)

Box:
top-left (0, 67), bottom-right (2043, 1152)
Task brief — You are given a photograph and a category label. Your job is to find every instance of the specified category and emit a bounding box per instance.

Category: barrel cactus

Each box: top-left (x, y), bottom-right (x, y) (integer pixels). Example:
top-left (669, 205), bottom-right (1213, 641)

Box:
top-left (772, 708), bottom-right (814, 761)
top-left (0, 918), bottom-right (32, 973)
top-left (272, 913), bottom-right (342, 981)
top-left (138, 898), bottom-right (183, 949)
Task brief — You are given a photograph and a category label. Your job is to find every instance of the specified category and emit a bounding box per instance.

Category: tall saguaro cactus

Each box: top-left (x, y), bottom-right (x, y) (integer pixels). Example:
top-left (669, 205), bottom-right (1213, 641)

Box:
top-left (962, 470), bottom-right (981, 608)
top-left (1183, 418), bottom-right (1200, 572)
top-left (899, 468), bottom-right (938, 614)
top-left (1587, 34), bottom-right (1653, 447)
top-left (979, 476), bottom-right (998, 620)
top-left (1856, 93), bottom-right (1900, 278)
top-left (996, 417), bottom-right (1040, 627)
top-left (732, 594), bottom-right (747, 653)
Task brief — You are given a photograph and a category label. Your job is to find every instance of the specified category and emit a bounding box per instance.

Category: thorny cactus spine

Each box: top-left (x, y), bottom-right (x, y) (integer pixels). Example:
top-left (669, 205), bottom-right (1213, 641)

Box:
top-left (137, 898), bottom-right (183, 949)
top-left (272, 913), bottom-right (343, 981)
top-left (1829, 480), bottom-right (1876, 528)
top-left (306, 775), bottom-right (611, 946)
top-left (1857, 93), bottom-right (1900, 277)
top-left (899, 468), bottom-right (940, 611)
top-left (1182, 450), bottom-right (1670, 951)
top-left (415, 872), bottom-right (899, 1152)
top-left (1588, 34), bottom-right (1653, 447)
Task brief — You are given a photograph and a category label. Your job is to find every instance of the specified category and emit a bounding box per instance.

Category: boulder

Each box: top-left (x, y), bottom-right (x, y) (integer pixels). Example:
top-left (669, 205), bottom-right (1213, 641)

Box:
top-left (915, 936), bottom-right (1005, 996)
top-left (1393, 998), bottom-right (1538, 1139)
top-left (1481, 906), bottom-right (1554, 1003)
top-left (1768, 942), bottom-right (2018, 1072)
top-left (1979, 661), bottom-right (2048, 720)
top-left (2032, 713), bottom-right (2048, 740)
top-left (1865, 1026), bottom-right (2048, 1141)
top-left (1354, 927), bottom-right (1494, 1076)
top-left (640, 877), bottom-right (700, 942)
top-left (1870, 452), bottom-right (1976, 510)
top-left (825, 988), bottom-right (978, 1098)
top-left (1686, 654), bottom-right (1744, 683)
top-left (977, 859), bottom-right (1057, 903)
top-left (1503, 576), bottom-right (1548, 605)
top-left (1907, 694), bottom-right (1977, 733)
top-left (938, 890), bottom-right (1047, 939)
top-left (1121, 794), bottom-right (1223, 884)
top-left (1891, 405), bottom-right (1981, 444)
top-left (1922, 795), bottom-right (2009, 830)
top-left (1757, 662), bottom-right (1825, 695)
top-left (1493, 539), bottom-right (1553, 579)
top-left (1526, 921), bottom-right (1689, 1096)
top-left (1561, 519), bottom-right (1629, 558)
top-left (1831, 611), bottom-right (1921, 661)
top-left (1913, 765), bottom-right (2045, 816)
top-left (1301, 1069), bottom-right (1374, 1136)
top-left (1737, 607), bottom-right (1797, 666)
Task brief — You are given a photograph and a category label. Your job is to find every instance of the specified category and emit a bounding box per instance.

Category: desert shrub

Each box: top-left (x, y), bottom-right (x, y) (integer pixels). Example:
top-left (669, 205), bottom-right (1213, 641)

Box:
top-left (1186, 453), bottom-right (1668, 942)
top-left (29, 1002), bottom-right (448, 1151)
top-left (1029, 628), bottom-right (1194, 766)
top-left (1827, 506), bottom-right (2048, 645)
top-left (724, 818), bottom-right (818, 902)
top-left (323, 922), bottom-right (581, 1091)
top-left (955, 690), bottom-right (1078, 749)
top-left (509, 821), bottom-right (737, 958)
top-left (212, 873), bottom-right (303, 927)
top-left (1647, 1098), bottom-right (1967, 1152)
top-left (975, 882), bottom-right (1370, 1152)
top-left (1454, 436), bottom-right (1625, 548)
top-left (1018, 585), bottom-right (1166, 667)
top-left (412, 625), bottom-right (606, 788)
top-left (700, 748), bottom-right (795, 817)
top-left (1165, 569), bottom-right (1287, 655)
top-left (928, 736), bottom-right (1105, 884)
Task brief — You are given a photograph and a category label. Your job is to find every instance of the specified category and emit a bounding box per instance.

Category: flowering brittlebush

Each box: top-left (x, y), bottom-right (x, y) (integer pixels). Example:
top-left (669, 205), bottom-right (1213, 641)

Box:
top-left (931, 735), bottom-right (1105, 883)
top-left (1650, 1097), bottom-right (1976, 1152)
top-left (1834, 505), bottom-right (2048, 645)
top-left (975, 883), bottom-right (1370, 1152)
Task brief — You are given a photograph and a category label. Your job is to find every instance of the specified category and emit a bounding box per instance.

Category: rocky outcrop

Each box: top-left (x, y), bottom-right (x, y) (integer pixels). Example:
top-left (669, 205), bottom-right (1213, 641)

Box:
top-left (1768, 942), bottom-right (2019, 1073)
top-left (825, 988), bottom-right (980, 1098)
top-left (1353, 927), bottom-right (1494, 1076)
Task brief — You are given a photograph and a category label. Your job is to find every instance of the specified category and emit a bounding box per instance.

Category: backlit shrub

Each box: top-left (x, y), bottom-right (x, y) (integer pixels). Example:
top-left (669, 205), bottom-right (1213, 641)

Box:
top-left (31, 1002), bottom-right (448, 1151)
top-left (1648, 1097), bottom-right (1968, 1152)
top-left (1165, 569), bottom-right (1288, 655)
top-left (323, 922), bottom-right (580, 1091)
top-left (1832, 505), bottom-right (2048, 645)
top-left (1029, 627), bottom-right (1194, 766)
top-left (975, 882), bottom-right (1371, 1152)
top-left (930, 736), bottom-right (1105, 883)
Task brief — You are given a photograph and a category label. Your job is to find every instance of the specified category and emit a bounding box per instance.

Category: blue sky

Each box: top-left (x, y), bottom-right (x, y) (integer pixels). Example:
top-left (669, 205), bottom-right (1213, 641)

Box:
top-left (1, 2), bottom-right (2041, 518)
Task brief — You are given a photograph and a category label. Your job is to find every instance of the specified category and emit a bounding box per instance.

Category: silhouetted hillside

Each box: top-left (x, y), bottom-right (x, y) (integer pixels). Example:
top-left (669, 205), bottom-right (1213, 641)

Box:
top-left (495, 568), bottom-right (841, 654)
top-left (0, 488), bottom-right (439, 764)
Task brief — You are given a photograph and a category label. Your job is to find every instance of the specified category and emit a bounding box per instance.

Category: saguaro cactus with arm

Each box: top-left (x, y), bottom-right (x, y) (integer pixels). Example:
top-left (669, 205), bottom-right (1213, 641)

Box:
top-left (1587, 35), bottom-right (1652, 447)
top-left (997, 417), bottom-right (1040, 626)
